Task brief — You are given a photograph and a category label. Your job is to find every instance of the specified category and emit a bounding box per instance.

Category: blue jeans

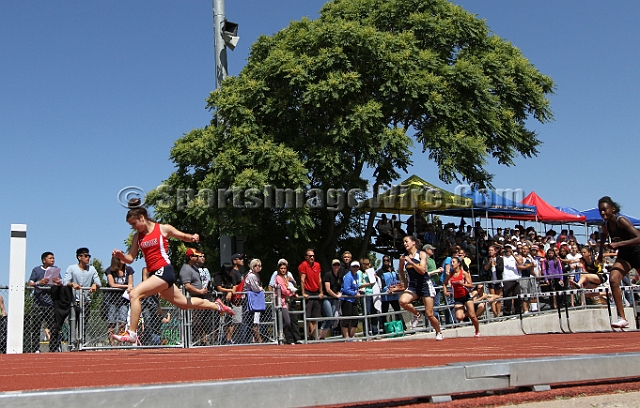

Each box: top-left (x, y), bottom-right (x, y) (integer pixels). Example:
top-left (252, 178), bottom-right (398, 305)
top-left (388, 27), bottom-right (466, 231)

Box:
top-left (321, 298), bottom-right (339, 330)
top-left (364, 295), bottom-right (380, 335)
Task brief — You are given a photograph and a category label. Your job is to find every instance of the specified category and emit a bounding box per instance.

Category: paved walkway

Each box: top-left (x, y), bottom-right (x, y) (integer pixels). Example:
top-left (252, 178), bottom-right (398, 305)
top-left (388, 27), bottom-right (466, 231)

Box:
top-left (503, 391), bottom-right (640, 407)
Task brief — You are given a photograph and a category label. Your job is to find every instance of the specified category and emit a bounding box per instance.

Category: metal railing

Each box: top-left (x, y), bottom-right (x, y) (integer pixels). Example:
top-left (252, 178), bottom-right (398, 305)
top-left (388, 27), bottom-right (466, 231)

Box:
top-left (1, 272), bottom-right (637, 352)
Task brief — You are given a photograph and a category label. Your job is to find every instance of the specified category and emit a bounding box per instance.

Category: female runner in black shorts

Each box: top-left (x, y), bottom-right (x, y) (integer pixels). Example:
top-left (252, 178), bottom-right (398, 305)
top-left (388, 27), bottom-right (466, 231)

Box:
top-left (598, 196), bottom-right (640, 328)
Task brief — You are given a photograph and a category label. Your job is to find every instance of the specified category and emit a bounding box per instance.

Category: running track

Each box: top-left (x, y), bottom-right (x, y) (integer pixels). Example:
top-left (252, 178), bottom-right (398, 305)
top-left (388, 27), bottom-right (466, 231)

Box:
top-left (2, 332), bottom-right (639, 394)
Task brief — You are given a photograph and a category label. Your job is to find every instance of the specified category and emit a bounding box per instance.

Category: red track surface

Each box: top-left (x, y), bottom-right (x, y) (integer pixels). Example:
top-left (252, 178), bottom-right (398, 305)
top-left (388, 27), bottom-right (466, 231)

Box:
top-left (1, 332), bottom-right (638, 395)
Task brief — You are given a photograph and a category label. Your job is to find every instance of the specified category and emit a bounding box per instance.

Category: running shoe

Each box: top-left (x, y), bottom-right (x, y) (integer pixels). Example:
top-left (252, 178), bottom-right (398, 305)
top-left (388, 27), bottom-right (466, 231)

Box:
top-left (215, 299), bottom-right (235, 315)
top-left (112, 330), bottom-right (138, 344)
top-left (411, 313), bottom-right (421, 329)
top-left (474, 332), bottom-right (481, 338)
top-left (611, 318), bottom-right (629, 328)
top-left (435, 332), bottom-right (444, 341)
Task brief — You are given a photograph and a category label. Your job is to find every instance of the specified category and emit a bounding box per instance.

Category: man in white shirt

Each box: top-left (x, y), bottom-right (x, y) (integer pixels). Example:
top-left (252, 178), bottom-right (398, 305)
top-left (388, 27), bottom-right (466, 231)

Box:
top-left (501, 245), bottom-right (521, 316)
top-left (64, 248), bottom-right (100, 343)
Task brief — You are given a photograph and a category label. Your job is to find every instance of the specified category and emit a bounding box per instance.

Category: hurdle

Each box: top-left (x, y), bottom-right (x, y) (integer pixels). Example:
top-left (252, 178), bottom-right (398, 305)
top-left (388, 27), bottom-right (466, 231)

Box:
top-left (518, 291), bottom-right (569, 335)
top-left (519, 286), bottom-right (640, 335)
top-left (563, 287), bottom-right (617, 334)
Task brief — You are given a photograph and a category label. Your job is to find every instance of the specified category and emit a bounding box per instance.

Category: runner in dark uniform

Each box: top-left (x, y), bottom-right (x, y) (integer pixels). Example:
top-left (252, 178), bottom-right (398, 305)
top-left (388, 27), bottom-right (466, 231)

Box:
top-left (598, 196), bottom-right (640, 328)
top-left (397, 235), bottom-right (443, 340)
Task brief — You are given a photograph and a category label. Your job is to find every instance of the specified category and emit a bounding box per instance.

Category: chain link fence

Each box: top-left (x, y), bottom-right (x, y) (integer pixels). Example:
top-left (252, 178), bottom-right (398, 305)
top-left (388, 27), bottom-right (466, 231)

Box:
top-left (186, 291), bottom-right (277, 347)
top-left (0, 286), bottom-right (7, 353)
top-left (80, 288), bottom-right (185, 350)
top-left (4, 275), bottom-right (636, 353)
top-left (294, 274), bottom-right (639, 341)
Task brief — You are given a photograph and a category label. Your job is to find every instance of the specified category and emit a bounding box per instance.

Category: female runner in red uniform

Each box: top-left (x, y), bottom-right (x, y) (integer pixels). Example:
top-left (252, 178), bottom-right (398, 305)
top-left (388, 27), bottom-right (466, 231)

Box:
top-left (112, 205), bottom-right (233, 343)
top-left (443, 256), bottom-right (480, 337)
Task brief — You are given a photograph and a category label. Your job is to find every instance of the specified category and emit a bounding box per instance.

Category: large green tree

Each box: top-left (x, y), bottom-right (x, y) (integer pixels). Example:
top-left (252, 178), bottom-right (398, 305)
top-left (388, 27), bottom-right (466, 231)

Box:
top-left (147, 0), bottom-right (553, 271)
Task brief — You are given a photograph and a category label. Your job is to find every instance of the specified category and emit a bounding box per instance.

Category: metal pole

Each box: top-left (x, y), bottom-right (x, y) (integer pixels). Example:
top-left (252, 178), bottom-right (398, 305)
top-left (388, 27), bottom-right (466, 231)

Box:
top-left (213, 0), bottom-right (228, 87)
top-left (213, 0), bottom-right (233, 266)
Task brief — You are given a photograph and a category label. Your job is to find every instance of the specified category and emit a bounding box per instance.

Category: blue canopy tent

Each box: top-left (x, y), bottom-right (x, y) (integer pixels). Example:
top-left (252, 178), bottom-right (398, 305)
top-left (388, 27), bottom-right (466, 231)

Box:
top-left (580, 208), bottom-right (640, 226)
top-left (431, 188), bottom-right (536, 218)
top-left (427, 189), bottom-right (537, 274)
top-left (555, 206), bottom-right (583, 218)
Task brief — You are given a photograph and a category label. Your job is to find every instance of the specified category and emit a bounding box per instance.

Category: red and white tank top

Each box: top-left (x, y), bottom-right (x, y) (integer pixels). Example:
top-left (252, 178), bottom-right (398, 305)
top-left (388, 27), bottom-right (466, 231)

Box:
top-left (450, 270), bottom-right (467, 298)
top-left (138, 223), bottom-right (170, 271)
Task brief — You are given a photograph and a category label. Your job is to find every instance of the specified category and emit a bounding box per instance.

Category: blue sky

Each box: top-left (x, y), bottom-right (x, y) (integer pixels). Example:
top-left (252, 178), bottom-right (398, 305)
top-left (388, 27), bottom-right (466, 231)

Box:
top-left (1, 0), bottom-right (638, 286)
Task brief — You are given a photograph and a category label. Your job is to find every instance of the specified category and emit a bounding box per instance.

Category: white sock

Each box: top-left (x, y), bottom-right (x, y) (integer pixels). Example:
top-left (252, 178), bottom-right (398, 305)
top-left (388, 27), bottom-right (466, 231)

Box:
top-left (531, 303), bottom-right (538, 312)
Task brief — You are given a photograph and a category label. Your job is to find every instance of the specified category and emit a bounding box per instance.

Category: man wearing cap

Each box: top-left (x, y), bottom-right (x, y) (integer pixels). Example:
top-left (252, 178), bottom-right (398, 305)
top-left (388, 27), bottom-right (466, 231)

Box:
top-left (227, 253), bottom-right (245, 343)
top-left (423, 244), bottom-right (444, 326)
top-left (341, 260), bottom-right (361, 339)
top-left (180, 248), bottom-right (210, 345)
top-left (298, 248), bottom-right (323, 338)
top-left (493, 227), bottom-right (504, 241)
top-left (320, 259), bottom-right (343, 339)
top-left (180, 248), bottom-right (207, 298)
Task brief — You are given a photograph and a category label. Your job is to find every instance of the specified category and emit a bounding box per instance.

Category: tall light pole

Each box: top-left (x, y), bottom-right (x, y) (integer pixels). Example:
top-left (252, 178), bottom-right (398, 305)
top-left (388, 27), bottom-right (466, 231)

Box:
top-left (212, 0), bottom-right (239, 87)
top-left (212, 0), bottom-right (239, 265)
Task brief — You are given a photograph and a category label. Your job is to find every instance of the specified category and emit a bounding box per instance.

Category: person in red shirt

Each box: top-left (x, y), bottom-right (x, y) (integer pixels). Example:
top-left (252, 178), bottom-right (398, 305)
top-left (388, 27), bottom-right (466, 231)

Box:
top-left (111, 202), bottom-right (233, 344)
top-left (444, 256), bottom-right (480, 337)
top-left (298, 248), bottom-right (323, 339)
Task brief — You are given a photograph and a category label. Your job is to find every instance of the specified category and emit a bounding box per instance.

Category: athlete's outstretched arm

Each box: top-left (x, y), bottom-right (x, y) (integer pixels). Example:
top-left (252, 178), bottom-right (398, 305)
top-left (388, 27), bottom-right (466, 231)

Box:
top-left (160, 224), bottom-right (199, 243)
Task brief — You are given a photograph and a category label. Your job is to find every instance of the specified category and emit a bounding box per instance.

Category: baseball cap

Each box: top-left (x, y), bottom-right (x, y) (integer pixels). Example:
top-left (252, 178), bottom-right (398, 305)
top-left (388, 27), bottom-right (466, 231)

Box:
top-left (231, 253), bottom-right (244, 261)
top-left (422, 244), bottom-right (435, 251)
top-left (185, 248), bottom-right (203, 258)
top-left (504, 244), bottom-right (514, 250)
top-left (331, 259), bottom-right (341, 266)
top-left (350, 261), bottom-right (360, 267)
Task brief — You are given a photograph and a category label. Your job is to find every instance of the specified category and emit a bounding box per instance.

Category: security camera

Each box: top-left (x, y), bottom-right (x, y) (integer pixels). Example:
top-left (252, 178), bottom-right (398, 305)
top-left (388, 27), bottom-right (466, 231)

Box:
top-left (222, 33), bottom-right (240, 50)
top-left (222, 20), bottom-right (239, 50)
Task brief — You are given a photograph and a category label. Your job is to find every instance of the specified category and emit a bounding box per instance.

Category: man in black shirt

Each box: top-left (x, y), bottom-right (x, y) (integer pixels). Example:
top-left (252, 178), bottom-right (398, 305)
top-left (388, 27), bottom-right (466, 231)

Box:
top-left (319, 259), bottom-right (342, 340)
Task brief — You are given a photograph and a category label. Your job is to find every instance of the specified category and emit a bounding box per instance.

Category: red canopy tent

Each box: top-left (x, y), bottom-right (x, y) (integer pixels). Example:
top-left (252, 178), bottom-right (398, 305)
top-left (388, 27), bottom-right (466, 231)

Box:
top-left (496, 192), bottom-right (586, 223)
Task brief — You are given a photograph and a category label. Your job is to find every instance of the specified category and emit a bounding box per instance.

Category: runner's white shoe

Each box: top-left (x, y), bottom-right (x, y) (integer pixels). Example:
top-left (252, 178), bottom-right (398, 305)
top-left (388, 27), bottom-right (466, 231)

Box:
top-left (612, 318), bottom-right (629, 328)
top-left (411, 313), bottom-right (421, 329)
top-left (435, 332), bottom-right (444, 341)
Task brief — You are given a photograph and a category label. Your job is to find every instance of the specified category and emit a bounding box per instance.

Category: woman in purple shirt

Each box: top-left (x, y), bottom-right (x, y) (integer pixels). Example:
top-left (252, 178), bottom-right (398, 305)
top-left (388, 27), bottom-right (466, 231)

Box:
top-left (543, 248), bottom-right (564, 309)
